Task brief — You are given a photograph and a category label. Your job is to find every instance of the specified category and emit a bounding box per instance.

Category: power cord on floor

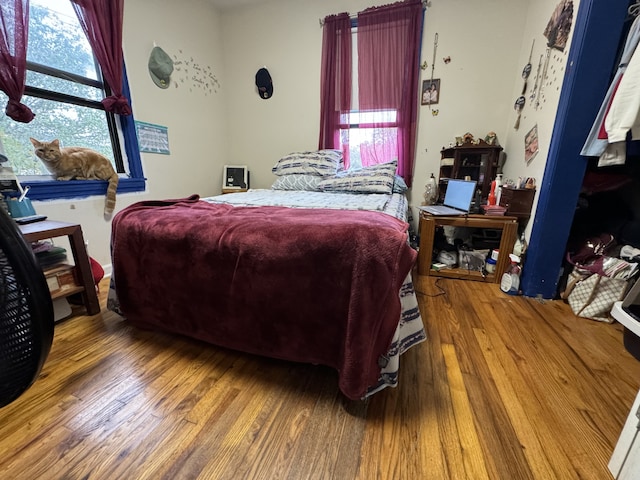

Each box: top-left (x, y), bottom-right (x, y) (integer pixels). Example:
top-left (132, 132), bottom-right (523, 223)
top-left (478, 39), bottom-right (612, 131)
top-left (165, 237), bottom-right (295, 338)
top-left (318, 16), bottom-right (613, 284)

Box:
top-left (416, 276), bottom-right (447, 297)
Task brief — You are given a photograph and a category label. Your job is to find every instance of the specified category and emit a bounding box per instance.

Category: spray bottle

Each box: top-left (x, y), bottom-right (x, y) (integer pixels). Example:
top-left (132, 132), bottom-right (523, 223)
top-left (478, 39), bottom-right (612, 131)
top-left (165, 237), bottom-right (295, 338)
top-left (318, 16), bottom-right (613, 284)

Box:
top-left (500, 254), bottom-right (521, 295)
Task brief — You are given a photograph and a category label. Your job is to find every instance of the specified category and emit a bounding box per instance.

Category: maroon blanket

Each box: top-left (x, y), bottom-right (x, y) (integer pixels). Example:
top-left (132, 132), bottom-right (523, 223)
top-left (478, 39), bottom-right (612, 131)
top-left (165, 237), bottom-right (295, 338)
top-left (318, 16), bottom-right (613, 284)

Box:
top-left (111, 195), bottom-right (416, 399)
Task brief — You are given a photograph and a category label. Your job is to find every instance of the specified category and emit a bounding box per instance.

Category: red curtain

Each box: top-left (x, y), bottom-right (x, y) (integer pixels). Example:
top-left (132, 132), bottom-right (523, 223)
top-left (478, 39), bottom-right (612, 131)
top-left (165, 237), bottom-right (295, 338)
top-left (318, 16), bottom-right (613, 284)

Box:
top-left (0, 0), bottom-right (35, 123)
top-left (357, 0), bottom-right (423, 187)
top-left (72, 0), bottom-right (131, 116)
top-left (318, 13), bottom-right (352, 167)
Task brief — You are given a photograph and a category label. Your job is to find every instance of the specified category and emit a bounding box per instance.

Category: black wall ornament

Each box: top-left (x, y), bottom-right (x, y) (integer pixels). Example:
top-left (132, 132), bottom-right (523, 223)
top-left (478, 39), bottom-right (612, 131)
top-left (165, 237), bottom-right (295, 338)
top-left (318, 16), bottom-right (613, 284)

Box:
top-left (255, 67), bottom-right (273, 99)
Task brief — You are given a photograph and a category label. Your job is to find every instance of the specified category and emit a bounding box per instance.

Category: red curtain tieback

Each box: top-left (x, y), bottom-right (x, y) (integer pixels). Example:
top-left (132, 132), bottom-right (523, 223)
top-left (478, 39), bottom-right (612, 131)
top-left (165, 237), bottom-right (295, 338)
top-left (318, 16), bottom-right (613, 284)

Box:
top-left (102, 94), bottom-right (132, 116)
top-left (6, 100), bottom-right (35, 123)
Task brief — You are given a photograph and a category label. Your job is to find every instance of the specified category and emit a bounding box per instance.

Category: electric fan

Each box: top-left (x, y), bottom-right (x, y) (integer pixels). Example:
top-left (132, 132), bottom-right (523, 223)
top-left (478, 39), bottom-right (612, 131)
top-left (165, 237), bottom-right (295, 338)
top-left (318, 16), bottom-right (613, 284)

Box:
top-left (0, 206), bottom-right (54, 408)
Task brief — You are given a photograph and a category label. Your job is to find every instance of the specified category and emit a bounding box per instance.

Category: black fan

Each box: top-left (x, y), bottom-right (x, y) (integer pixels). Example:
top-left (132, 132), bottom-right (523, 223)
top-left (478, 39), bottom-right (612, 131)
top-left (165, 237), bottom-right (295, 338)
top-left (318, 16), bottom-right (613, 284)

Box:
top-left (0, 206), bottom-right (54, 408)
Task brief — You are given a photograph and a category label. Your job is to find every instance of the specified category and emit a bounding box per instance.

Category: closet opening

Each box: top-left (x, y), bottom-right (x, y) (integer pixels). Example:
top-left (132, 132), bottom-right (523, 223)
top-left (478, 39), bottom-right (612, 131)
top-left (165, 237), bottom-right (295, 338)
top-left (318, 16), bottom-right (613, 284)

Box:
top-left (558, 0), bottom-right (640, 359)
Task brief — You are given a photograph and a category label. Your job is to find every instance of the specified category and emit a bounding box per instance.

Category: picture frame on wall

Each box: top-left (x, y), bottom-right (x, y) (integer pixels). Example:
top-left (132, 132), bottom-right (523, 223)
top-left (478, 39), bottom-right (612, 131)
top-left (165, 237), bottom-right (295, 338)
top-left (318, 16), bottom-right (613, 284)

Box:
top-left (524, 124), bottom-right (539, 165)
top-left (421, 78), bottom-right (441, 106)
top-left (222, 165), bottom-right (249, 192)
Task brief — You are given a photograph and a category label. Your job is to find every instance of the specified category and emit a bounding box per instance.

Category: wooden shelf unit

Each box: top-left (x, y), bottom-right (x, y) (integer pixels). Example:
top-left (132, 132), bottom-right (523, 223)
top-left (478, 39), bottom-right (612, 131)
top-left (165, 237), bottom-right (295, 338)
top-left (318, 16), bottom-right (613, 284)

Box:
top-left (19, 220), bottom-right (100, 315)
top-left (439, 141), bottom-right (503, 202)
top-left (418, 212), bottom-right (518, 283)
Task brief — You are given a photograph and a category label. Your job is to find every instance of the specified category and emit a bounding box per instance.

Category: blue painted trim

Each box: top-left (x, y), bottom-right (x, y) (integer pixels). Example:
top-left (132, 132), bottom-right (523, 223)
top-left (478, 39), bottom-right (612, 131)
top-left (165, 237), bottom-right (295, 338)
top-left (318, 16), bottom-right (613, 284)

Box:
top-left (22, 177), bottom-right (146, 201)
top-left (120, 64), bottom-right (145, 180)
top-left (19, 62), bottom-right (146, 202)
top-left (521, 0), bottom-right (629, 298)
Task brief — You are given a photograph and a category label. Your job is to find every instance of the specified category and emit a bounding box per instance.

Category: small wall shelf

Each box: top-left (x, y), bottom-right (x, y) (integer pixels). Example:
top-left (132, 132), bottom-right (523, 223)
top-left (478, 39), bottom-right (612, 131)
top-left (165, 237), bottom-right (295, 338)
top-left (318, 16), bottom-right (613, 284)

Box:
top-left (439, 141), bottom-right (503, 202)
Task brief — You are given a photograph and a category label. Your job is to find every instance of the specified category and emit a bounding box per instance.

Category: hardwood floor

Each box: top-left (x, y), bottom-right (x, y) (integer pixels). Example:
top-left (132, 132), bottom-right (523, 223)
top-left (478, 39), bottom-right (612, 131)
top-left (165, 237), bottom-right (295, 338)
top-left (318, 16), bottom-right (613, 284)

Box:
top-left (1, 275), bottom-right (639, 479)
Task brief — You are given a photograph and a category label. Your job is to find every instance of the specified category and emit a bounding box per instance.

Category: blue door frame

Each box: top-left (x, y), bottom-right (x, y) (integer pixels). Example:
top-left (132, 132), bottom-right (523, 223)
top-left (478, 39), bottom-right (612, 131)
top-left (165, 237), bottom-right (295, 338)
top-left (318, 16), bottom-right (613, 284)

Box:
top-left (521, 0), bottom-right (631, 298)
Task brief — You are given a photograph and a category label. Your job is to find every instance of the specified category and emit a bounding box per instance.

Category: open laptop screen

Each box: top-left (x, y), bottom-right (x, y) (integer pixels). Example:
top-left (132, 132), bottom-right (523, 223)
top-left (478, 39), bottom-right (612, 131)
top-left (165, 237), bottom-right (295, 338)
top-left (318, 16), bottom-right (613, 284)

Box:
top-left (443, 179), bottom-right (476, 211)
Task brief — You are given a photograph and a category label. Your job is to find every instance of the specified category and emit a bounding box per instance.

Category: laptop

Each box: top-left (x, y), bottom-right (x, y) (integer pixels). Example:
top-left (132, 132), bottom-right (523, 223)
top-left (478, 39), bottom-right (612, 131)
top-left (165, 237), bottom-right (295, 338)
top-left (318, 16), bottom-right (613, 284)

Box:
top-left (420, 179), bottom-right (477, 216)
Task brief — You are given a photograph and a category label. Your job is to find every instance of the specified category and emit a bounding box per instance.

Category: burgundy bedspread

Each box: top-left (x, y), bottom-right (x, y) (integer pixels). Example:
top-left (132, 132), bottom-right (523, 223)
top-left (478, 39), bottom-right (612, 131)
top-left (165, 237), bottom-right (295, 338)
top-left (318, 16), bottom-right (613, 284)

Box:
top-left (111, 195), bottom-right (416, 399)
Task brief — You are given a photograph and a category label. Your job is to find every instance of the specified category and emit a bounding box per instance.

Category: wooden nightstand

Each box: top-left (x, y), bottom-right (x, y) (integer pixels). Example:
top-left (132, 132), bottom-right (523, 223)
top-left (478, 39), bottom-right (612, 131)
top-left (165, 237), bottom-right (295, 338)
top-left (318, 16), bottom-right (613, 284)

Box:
top-left (221, 188), bottom-right (248, 194)
top-left (499, 186), bottom-right (536, 229)
top-left (19, 220), bottom-right (100, 315)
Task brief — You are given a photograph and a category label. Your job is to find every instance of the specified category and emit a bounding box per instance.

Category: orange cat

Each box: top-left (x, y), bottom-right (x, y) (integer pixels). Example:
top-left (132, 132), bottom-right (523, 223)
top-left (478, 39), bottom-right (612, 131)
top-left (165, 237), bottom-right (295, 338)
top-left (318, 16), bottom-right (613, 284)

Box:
top-left (30, 138), bottom-right (119, 217)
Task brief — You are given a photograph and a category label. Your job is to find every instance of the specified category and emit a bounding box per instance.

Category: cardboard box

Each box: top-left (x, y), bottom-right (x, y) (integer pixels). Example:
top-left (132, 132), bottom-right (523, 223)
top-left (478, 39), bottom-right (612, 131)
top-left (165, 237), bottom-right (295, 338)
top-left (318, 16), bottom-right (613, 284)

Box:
top-left (43, 263), bottom-right (78, 294)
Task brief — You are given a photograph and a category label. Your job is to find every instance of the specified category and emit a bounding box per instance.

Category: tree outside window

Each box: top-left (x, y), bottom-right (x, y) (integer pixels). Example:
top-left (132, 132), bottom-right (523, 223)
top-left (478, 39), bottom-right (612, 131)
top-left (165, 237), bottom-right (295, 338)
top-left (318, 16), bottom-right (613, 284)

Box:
top-left (0, 0), bottom-right (143, 199)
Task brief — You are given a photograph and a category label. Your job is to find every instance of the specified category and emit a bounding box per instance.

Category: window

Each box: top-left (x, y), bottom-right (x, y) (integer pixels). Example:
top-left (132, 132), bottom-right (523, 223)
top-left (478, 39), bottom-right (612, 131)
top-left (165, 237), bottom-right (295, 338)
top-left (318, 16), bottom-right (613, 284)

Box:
top-left (340, 32), bottom-right (400, 170)
top-left (339, 109), bottom-right (398, 170)
top-left (0, 0), bottom-right (144, 201)
top-left (319, 3), bottom-right (423, 186)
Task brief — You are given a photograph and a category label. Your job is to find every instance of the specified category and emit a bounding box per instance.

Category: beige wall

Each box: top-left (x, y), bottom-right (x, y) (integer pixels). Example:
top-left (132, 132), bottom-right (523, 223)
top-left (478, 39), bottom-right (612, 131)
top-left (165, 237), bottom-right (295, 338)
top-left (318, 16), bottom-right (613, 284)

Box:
top-left (34, 0), bottom-right (228, 270)
top-left (33, 0), bottom-right (580, 271)
top-left (219, 0), bottom-right (576, 235)
top-left (219, 0), bottom-right (529, 204)
top-left (501, 0), bottom-right (581, 237)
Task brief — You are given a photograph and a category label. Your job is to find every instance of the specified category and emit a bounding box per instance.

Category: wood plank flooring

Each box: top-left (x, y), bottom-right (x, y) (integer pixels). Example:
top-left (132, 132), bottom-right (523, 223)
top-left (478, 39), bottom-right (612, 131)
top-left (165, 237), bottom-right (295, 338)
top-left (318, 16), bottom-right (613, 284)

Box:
top-left (0, 275), bottom-right (638, 479)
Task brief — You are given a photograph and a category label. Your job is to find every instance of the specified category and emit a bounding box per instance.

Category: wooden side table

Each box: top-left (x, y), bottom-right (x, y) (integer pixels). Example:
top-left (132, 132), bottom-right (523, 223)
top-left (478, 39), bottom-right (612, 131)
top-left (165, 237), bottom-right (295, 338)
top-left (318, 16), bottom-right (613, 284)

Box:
top-left (19, 220), bottom-right (100, 315)
top-left (418, 212), bottom-right (518, 283)
top-left (221, 188), bottom-right (248, 194)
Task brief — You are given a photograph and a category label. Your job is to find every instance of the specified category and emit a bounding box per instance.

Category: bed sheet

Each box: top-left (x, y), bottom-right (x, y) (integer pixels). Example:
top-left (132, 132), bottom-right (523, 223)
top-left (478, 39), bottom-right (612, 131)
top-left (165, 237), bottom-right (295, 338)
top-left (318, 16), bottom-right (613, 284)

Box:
top-left (202, 189), bottom-right (408, 221)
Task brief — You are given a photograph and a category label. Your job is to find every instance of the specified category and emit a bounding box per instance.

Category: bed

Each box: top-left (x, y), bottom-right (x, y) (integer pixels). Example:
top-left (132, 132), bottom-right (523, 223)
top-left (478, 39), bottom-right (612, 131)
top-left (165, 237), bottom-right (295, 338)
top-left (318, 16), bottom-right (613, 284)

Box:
top-left (107, 156), bottom-right (425, 400)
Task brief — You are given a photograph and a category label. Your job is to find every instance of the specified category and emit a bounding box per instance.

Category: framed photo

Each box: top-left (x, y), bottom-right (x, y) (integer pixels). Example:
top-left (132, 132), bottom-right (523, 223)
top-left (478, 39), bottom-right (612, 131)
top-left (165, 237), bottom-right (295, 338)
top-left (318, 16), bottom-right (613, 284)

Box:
top-left (222, 165), bottom-right (249, 191)
top-left (421, 78), bottom-right (440, 106)
top-left (524, 124), bottom-right (539, 165)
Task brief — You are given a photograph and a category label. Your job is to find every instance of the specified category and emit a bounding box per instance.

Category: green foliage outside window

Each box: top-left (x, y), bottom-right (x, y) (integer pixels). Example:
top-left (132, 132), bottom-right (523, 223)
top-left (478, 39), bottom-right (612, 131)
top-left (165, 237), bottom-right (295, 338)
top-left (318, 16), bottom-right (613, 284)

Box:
top-left (0, 0), bottom-right (117, 176)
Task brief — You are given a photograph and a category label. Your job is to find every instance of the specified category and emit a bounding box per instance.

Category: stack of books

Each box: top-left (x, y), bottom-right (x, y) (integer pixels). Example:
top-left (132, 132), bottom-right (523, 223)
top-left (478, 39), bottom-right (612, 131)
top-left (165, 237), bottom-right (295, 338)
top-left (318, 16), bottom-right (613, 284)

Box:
top-left (36, 246), bottom-right (68, 268)
top-left (481, 204), bottom-right (507, 216)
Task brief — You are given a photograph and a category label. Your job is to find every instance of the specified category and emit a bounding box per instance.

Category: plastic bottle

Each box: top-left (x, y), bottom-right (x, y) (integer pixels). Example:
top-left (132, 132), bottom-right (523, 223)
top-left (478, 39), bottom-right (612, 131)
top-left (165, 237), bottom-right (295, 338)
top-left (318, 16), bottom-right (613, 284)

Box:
top-left (495, 174), bottom-right (503, 205)
top-left (500, 254), bottom-right (521, 295)
top-left (513, 232), bottom-right (528, 259)
top-left (518, 232), bottom-right (528, 261)
top-left (485, 257), bottom-right (497, 273)
top-left (488, 180), bottom-right (497, 206)
top-left (423, 173), bottom-right (438, 205)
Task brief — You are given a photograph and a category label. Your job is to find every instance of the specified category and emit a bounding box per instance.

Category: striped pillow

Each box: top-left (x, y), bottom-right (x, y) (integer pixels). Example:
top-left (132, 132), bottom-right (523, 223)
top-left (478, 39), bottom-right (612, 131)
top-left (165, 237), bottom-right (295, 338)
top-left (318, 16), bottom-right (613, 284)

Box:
top-left (272, 150), bottom-right (343, 177)
top-left (317, 161), bottom-right (397, 194)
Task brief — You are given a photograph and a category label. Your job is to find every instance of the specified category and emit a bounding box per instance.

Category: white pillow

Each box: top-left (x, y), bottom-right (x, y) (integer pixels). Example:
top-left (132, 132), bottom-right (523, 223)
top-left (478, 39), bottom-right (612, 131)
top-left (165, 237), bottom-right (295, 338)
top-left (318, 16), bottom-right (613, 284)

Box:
top-left (271, 174), bottom-right (323, 191)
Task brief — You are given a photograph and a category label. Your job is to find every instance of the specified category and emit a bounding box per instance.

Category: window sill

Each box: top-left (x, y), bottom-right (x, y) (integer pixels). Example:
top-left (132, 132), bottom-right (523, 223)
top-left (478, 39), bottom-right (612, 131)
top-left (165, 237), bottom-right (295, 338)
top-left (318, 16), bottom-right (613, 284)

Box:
top-left (20, 176), bottom-right (146, 201)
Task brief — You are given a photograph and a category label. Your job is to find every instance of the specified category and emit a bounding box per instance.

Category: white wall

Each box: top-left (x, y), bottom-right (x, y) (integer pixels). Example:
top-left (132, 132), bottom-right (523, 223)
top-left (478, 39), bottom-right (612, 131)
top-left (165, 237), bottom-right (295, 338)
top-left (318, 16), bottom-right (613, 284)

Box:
top-left (220, 0), bottom-right (373, 188)
top-left (34, 0), bottom-right (228, 269)
top-left (501, 0), bottom-right (582, 237)
top-left (412, 0), bottom-right (529, 214)
top-left (32, 0), bottom-right (580, 271)
top-left (220, 0), bottom-right (530, 218)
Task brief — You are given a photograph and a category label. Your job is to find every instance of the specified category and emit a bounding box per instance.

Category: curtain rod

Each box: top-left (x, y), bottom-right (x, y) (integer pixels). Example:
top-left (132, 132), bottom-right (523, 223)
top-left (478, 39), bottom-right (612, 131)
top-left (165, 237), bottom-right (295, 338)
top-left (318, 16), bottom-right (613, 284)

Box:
top-left (318, 0), bottom-right (429, 27)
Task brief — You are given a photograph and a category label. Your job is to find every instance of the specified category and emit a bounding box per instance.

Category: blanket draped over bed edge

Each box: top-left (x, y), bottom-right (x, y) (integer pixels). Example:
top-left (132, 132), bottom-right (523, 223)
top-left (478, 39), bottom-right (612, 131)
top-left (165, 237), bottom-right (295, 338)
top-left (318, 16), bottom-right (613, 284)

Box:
top-left (111, 195), bottom-right (417, 400)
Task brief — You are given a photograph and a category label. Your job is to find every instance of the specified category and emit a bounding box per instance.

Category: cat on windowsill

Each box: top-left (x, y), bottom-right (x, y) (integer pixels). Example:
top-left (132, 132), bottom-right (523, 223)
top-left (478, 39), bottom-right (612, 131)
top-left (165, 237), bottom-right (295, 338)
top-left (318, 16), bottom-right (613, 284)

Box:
top-left (30, 138), bottom-right (119, 218)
